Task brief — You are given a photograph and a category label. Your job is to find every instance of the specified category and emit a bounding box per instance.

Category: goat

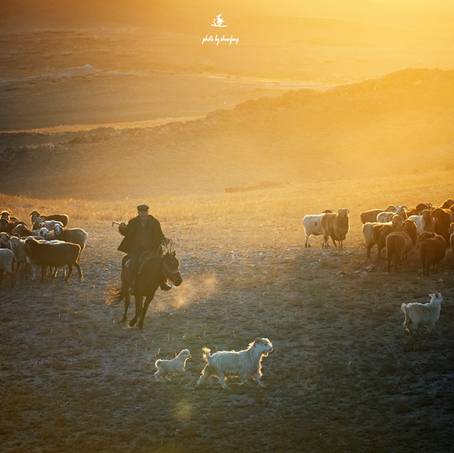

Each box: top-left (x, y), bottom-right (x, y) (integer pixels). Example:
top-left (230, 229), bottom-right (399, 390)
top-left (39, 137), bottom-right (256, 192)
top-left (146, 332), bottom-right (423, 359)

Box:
top-left (401, 293), bottom-right (443, 334)
top-left (197, 338), bottom-right (273, 389)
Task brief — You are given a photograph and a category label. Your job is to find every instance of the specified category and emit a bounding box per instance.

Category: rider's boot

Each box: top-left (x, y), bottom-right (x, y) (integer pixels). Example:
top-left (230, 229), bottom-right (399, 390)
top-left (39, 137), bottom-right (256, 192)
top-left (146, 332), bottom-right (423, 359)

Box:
top-left (160, 280), bottom-right (172, 291)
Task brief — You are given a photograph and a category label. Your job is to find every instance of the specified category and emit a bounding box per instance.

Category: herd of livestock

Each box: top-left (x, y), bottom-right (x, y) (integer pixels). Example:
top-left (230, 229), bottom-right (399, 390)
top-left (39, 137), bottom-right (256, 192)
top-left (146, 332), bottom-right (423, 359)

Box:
top-left (0, 210), bottom-right (88, 286)
top-left (304, 198), bottom-right (454, 274)
top-left (1, 197), bottom-right (454, 288)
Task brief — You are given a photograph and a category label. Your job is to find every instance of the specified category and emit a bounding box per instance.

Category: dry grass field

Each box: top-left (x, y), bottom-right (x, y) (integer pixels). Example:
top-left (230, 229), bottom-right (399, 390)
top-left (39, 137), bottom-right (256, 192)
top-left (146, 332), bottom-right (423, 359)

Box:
top-left (1, 171), bottom-right (454, 452)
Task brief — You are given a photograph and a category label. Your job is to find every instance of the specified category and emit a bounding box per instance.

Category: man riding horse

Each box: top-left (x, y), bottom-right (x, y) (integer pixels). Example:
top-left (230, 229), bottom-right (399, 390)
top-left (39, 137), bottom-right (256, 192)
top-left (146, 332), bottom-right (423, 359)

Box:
top-left (118, 204), bottom-right (171, 292)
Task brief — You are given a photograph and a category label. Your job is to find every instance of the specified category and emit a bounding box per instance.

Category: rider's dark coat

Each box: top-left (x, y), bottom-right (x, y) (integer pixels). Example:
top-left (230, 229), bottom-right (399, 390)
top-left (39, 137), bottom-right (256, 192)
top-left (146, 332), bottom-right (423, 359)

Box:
top-left (118, 215), bottom-right (164, 255)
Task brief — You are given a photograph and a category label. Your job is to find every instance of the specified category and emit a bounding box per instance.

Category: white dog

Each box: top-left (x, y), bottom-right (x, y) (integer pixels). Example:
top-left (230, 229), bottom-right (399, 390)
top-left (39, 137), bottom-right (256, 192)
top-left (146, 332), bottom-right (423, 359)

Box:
top-left (154, 349), bottom-right (191, 381)
top-left (197, 338), bottom-right (273, 389)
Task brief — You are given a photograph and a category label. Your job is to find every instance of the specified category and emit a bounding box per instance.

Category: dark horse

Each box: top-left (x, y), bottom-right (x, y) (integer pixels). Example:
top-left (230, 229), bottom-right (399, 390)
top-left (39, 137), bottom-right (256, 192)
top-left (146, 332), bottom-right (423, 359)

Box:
top-left (113, 244), bottom-right (183, 329)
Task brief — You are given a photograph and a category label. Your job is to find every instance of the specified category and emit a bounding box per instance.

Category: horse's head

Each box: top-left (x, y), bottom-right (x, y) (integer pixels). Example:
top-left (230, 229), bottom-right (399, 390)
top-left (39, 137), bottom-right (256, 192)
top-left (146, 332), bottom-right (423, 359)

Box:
top-left (162, 249), bottom-right (183, 287)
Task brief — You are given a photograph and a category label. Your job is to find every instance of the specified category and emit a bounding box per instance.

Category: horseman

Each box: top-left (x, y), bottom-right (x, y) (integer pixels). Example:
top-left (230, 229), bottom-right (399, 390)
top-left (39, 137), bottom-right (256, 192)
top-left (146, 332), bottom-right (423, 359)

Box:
top-left (118, 204), bottom-right (171, 292)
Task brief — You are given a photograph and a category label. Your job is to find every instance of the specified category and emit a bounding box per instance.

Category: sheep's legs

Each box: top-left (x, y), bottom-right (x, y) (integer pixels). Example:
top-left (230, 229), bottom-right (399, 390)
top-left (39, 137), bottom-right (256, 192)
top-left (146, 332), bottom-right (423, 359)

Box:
top-left (8, 271), bottom-right (15, 288)
top-left (65, 265), bottom-right (73, 282)
top-left (252, 373), bottom-right (266, 387)
top-left (138, 293), bottom-right (155, 329)
top-left (217, 372), bottom-right (228, 389)
top-left (154, 370), bottom-right (165, 381)
top-left (75, 262), bottom-right (83, 281)
top-left (197, 366), bottom-right (212, 386)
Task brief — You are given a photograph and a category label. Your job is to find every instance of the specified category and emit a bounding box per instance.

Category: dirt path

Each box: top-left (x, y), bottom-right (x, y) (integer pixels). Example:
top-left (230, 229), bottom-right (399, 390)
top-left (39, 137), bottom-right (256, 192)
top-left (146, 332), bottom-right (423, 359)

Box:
top-left (1, 223), bottom-right (453, 452)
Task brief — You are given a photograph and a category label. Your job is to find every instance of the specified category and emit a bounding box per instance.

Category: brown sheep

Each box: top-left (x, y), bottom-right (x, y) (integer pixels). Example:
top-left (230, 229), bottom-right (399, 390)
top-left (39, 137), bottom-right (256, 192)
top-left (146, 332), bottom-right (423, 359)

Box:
top-left (373, 224), bottom-right (393, 258)
top-left (407, 203), bottom-right (432, 217)
top-left (432, 208), bottom-right (451, 242)
top-left (24, 237), bottom-right (82, 282)
top-left (360, 209), bottom-right (383, 224)
top-left (402, 219), bottom-right (417, 246)
top-left (386, 231), bottom-right (412, 272)
top-left (418, 232), bottom-right (447, 276)
top-left (11, 223), bottom-right (34, 237)
top-left (385, 220), bottom-right (416, 272)
top-left (441, 199), bottom-right (454, 209)
top-left (321, 209), bottom-right (349, 248)
top-left (30, 211), bottom-right (69, 228)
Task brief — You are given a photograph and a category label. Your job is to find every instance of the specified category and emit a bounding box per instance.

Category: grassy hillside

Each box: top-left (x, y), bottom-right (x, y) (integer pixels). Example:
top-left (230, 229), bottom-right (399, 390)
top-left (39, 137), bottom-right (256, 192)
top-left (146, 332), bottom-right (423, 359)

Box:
top-left (1, 68), bottom-right (454, 199)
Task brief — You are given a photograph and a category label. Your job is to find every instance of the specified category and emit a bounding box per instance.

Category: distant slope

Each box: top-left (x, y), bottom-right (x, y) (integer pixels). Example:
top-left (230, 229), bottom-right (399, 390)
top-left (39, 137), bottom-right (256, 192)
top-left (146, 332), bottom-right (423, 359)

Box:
top-left (1, 68), bottom-right (454, 198)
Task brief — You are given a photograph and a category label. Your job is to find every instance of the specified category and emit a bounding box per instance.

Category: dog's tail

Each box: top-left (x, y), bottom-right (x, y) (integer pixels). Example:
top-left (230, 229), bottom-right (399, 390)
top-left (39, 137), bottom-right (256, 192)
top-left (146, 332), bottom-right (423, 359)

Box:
top-left (202, 347), bottom-right (211, 363)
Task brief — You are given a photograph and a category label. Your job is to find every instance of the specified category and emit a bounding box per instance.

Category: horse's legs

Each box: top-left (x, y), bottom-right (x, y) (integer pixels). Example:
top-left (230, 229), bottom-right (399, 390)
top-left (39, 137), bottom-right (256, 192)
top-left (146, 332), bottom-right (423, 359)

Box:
top-left (129, 295), bottom-right (143, 327)
top-left (138, 293), bottom-right (155, 329)
top-left (121, 290), bottom-right (130, 323)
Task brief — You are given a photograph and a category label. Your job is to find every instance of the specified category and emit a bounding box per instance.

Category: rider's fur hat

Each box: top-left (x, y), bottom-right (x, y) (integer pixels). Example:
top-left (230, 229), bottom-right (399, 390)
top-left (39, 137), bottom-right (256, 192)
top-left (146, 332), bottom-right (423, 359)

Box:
top-left (137, 204), bottom-right (149, 212)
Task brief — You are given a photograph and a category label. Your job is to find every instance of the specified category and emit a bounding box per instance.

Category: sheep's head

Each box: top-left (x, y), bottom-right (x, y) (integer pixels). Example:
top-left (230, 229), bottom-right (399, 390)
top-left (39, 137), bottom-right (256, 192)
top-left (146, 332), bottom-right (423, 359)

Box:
top-left (39, 227), bottom-right (49, 239)
top-left (338, 208), bottom-right (349, 217)
top-left (0, 232), bottom-right (10, 247)
top-left (24, 236), bottom-right (39, 253)
top-left (0, 210), bottom-right (10, 221)
top-left (177, 349), bottom-right (191, 360)
top-left (251, 338), bottom-right (274, 356)
top-left (54, 223), bottom-right (63, 235)
top-left (392, 214), bottom-right (403, 229)
top-left (429, 293), bottom-right (443, 304)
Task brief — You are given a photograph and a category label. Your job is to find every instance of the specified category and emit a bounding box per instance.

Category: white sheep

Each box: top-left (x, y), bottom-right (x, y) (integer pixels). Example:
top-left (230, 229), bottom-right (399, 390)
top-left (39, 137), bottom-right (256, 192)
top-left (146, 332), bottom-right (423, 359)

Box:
top-left (401, 293), bottom-right (443, 334)
top-left (362, 221), bottom-right (391, 258)
top-left (407, 212), bottom-right (433, 236)
top-left (302, 214), bottom-right (324, 247)
top-left (377, 211), bottom-right (395, 223)
top-left (9, 236), bottom-right (27, 272)
top-left (54, 224), bottom-right (88, 252)
top-left (0, 232), bottom-right (10, 248)
top-left (0, 248), bottom-right (15, 287)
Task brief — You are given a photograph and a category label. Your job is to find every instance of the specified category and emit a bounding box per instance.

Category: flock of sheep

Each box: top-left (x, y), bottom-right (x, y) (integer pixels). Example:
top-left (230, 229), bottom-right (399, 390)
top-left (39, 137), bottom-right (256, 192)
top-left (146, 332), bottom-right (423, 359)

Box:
top-left (0, 210), bottom-right (88, 285)
top-left (303, 198), bottom-right (454, 275)
top-left (0, 199), bottom-right (449, 391)
top-left (301, 199), bottom-right (454, 336)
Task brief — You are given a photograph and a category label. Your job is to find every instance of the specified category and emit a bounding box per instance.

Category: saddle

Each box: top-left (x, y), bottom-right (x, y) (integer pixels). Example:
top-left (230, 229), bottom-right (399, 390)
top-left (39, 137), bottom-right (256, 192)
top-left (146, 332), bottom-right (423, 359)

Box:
top-left (123, 251), bottom-right (172, 292)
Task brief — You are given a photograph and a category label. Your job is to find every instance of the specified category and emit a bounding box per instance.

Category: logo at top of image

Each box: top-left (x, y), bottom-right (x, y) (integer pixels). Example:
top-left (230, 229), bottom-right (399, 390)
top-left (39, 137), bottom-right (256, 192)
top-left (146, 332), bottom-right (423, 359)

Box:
top-left (211, 14), bottom-right (227, 28)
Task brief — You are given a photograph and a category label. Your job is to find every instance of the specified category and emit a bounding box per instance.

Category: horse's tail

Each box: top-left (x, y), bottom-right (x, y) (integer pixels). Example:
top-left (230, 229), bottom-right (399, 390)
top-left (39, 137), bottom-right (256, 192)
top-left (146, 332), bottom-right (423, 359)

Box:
top-left (202, 347), bottom-right (211, 363)
top-left (107, 260), bottom-right (129, 305)
top-left (106, 285), bottom-right (124, 305)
